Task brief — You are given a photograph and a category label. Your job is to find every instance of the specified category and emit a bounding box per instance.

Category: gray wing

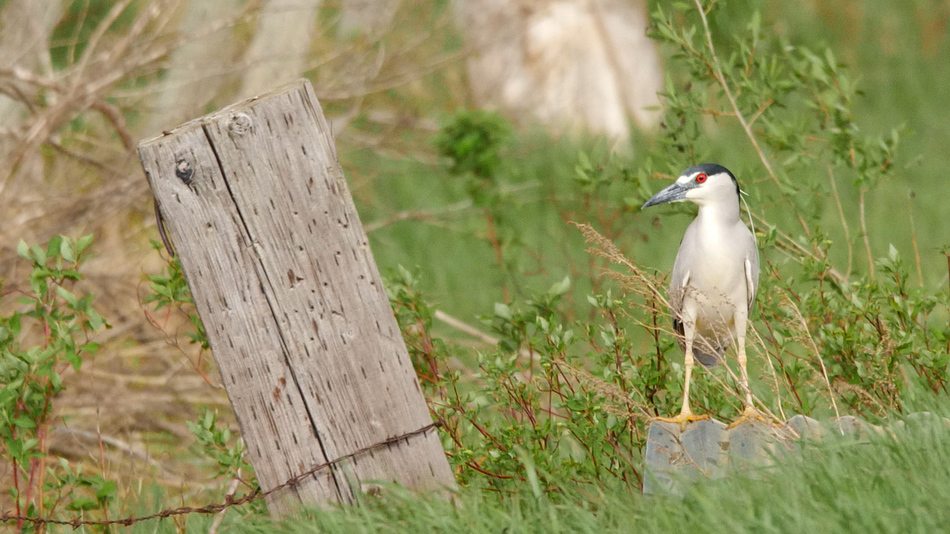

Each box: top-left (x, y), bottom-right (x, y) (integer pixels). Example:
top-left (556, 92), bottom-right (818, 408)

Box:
top-left (743, 228), bottom-right (760, 314)
top-left (668, 226), bottom-right (693, 342)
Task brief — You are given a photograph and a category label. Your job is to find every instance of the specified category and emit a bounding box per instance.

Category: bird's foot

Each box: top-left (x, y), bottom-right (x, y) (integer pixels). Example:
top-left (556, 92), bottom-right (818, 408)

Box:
top-left (652, 409), bottom-right (709, 429)
top-left (726, 405), bottom-right (773, 429)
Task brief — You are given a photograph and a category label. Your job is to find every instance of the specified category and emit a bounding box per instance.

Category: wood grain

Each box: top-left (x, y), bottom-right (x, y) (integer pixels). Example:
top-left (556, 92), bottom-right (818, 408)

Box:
top-left (138, 79), bottom-right (454, 516)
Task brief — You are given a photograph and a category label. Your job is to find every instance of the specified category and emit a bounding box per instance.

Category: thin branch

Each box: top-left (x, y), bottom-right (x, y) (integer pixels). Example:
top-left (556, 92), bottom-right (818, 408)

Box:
top-left (828, 167), bottom-right (853, 277)
top-left (783, 294), bottom-right (842, 422)
top-left (858, 187), bottom-right (875, 281)
top-left (746, 98), bottom-right (775, 127)
top-left (691, 0), bottom-right (811, 237)
top-left (72, 0), bottom-right (140, 82)
top-left (750, 211), bottom-right (846, 283)
top-left (363, 199), bottom-right (474, 233)
top-left (207, 472), bottom-right (242, 534)
top-left (907, 192), bottom-right (923, 287)
top-left (434, 310), bottom-right (497, 345)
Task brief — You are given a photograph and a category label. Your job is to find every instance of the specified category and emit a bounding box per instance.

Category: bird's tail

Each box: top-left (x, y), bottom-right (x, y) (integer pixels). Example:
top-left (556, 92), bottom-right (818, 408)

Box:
top-left (693, 349), bottom-right (722, 368)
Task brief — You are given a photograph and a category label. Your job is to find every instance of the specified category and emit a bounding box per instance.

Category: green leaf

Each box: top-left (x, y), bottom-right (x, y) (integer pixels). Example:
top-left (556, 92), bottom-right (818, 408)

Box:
top-left (748, 11), bottom-right (761, 43)
top-left (203, 409), bottom-right (215, 428)
top-left (151, 283), bottom-right (173, 299)
top-left (56, 286), bottom-right (79, 307)
top-left (47, 235), bottom-right (63, 259)
top-left (66, 497), bottom-right (99, 511)
top-left (16, 240), bottom-right (30, 260)
top-left (60, 237), bottom-right (76, 263)
top-left (494, 302), bottom-right (512, 320)
top-left (61, 269), bottom-right (82, 281)
top-left (86, 310), bottom-right (106, 331)
top-left (64, 348), bottom-right (82, 370)
top-left (547, 276), bottom-right (571, 298)
top-left (76, 234), bottom-right (95, 254)
top-left (96, 480), bottom-right (118, 501)
top-left (31, 244), bottom-right (47, 265)
top-left (13, 416), bottom-right (37, 430)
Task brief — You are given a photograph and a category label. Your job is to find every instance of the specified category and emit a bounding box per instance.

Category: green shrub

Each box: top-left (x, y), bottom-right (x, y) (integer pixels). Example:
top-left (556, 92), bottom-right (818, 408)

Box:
top-left (0, 235), bottom-right (111, 527)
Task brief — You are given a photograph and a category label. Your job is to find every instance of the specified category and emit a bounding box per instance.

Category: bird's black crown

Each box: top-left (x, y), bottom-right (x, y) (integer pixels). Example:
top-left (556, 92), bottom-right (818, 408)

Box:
top-left (684, 163), bottom-right (740, 198)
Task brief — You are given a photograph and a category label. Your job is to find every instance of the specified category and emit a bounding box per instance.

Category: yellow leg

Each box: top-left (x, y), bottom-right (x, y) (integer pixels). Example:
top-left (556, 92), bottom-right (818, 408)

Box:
top-left (655, 334), bottom-right (708, 427)
top-left (737, 338), bottom-right (754, 410)
top-left (728, 335), bottom-right (770, 428)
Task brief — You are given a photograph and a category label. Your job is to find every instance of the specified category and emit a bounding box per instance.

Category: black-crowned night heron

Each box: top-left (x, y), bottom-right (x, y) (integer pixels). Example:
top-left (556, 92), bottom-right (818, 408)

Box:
top-left (641, 163), bottom-right (760, 424)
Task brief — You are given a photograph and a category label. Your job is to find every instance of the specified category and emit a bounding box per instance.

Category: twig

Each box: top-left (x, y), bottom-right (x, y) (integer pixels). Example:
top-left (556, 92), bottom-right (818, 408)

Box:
top-left (363, 199), bottom-right (474, 233)
top-left (71, 0), bottom-right (139, 80)
top-left (783, 294), bottom-right (842, 423)
top-left (858, 187), bottom-right (875, 281)
top-left (49, 427), bottom-right (156, 464)
top-left (316, 50), bottom-right (468, 100)
top-left (750, 211), bottom-right (847, 283)
top-left (746, 98), bottom-right (775, 127)
top-left (207, 473), bottom-right (242, 534)
top-left (434, 310), bottom-right (497, 345)
top-left (751, 325), bottom-right (787, 422)
top-left (944, 249), bottom-right (950, 356)
top-left (90, 100), bottom-right (134, 150)
top-left (827, 168), bottom-right (853, 276)
top-left (906, 192), bottom-right (923, 287)
top-left (691, 0), bottom-right (811, 237)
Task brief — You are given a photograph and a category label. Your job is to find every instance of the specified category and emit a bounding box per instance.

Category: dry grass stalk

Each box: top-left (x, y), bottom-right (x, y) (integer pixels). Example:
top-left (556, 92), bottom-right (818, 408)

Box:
top-left (781, 294), bottom-right (842, 420)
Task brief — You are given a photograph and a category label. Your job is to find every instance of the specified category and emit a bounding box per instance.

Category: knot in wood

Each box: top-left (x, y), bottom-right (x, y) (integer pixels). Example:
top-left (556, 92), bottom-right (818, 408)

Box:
top-left (228, 113), bottom-right (252, 136)
top-left (175, 158), bottom-right (194, 186)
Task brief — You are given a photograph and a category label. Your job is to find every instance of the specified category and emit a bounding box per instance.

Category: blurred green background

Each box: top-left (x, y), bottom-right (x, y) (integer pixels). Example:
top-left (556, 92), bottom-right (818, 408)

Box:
top-left (346, 0), bottom-right (950, 323)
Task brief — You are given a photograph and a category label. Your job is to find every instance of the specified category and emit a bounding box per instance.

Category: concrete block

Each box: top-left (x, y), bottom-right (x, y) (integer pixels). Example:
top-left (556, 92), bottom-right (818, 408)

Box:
top-left (785, 414), bottom-right (821, 441)
top-left (643, 412), bottom-right (950, 495)
top-left (643, 419), bottom-right (729, 496)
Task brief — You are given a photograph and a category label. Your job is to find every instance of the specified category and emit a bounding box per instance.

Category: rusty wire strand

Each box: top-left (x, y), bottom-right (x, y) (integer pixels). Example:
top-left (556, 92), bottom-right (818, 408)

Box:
top-left (1, 420), bottom-right (444, 529)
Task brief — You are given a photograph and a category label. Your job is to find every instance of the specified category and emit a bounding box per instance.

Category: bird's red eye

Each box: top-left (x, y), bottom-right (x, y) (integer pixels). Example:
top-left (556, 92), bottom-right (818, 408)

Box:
top-left (695, 173), bottom-right (707, 183)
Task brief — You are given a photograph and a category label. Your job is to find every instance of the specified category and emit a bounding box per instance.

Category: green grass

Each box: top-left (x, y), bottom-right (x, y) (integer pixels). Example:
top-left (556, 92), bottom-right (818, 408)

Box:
top-left (32, 410), bottom-right (950, 533)
top-left (222, 414), bottom-right (950, 533)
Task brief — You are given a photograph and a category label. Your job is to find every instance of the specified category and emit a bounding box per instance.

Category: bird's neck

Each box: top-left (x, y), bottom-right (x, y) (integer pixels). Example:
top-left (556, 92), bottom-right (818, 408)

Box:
top-left (695, 200), bottom-right (741, 226)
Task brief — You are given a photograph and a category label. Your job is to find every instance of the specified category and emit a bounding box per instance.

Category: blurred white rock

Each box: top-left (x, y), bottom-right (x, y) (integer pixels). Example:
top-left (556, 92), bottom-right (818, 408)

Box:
top-left (457, 0), bottom-right (663, 143)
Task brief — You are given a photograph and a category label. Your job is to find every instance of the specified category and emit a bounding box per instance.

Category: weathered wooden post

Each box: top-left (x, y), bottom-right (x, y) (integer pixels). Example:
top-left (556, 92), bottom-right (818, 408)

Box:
top-left (137, 79), bottom-right (455, 516)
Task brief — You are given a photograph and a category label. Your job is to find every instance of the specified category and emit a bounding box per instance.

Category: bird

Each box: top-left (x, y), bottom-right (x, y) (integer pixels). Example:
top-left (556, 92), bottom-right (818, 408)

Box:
top-left (641, 163), bottom-right (760, 424)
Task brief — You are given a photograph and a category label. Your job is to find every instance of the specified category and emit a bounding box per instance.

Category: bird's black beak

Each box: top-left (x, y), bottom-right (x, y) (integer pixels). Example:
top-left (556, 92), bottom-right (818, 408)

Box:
top-left (641, 182), bottom-right (689, 209)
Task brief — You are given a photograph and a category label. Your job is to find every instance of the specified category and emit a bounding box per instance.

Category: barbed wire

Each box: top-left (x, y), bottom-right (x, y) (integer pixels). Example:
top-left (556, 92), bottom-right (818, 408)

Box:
top-left (1, 420), bottom-right (443, 529)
